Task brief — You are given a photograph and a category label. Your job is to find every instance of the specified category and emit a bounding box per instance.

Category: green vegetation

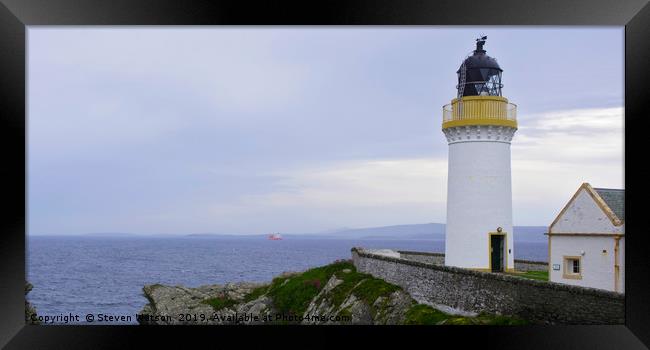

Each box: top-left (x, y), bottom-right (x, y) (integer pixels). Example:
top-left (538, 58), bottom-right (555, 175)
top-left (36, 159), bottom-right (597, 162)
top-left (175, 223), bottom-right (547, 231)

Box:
top-left (203, 294), bottom-right (238, 311)
top-left (507, 270), bottom-right (549, 281)
top-left (404, 304), bottom-right (449, 325)
top-left (243, 285), bottom-right (269, 302)
top-left (404, 304), bottom-right (528, 325)
top-left (350, 278), bottom-right (401, 306)
top-left (523, 270), bottom-right (549, 281)
top-left (262, 259), bottom-right (402, 323)
top-left (203, 283), bottom-right (269, 311)
top-left (325, 266), bottom-right (400, 310)
top-left (266, 260), bottom-right (353, 319)
top-left (337, 306), bottom-right (352, 319)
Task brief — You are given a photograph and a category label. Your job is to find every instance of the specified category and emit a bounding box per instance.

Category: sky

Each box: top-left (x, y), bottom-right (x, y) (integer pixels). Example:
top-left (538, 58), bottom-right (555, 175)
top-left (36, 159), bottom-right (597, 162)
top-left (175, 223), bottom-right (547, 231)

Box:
top-left (27, 27), bottom-right (624, 235)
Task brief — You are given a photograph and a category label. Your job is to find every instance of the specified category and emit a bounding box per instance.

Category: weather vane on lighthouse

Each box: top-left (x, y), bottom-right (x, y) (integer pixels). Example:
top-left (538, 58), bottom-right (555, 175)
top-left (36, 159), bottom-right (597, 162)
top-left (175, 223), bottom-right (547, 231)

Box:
top-left (475, 35), bottom-right (487, 51)
top-left (442, 36), bottom-right (518, 273)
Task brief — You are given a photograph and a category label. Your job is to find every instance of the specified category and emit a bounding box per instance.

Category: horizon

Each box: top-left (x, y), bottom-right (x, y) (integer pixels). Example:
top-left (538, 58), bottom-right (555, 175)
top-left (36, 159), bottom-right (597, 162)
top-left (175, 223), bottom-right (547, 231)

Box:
top-left (29, 221), bottom-right (549, 237)
top-left (28, 27), bottom-right (624, 236)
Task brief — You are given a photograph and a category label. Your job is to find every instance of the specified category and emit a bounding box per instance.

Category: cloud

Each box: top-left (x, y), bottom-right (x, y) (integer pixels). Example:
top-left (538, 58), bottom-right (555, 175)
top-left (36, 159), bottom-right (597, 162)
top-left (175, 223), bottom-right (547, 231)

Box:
top-left (251, 158), bottom-right (447, 206)
top-left (514, 106), bottom-right (623, 168)
top-left (512, 107), bottom-right (624, 224)
top-left (206, 158), bottom-right (448, 232)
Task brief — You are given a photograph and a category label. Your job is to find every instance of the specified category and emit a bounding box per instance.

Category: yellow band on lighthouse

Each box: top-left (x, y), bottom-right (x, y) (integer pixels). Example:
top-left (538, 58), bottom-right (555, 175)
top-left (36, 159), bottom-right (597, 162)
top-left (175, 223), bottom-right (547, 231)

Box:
top-left (442, 95), bottom-right (517, 129)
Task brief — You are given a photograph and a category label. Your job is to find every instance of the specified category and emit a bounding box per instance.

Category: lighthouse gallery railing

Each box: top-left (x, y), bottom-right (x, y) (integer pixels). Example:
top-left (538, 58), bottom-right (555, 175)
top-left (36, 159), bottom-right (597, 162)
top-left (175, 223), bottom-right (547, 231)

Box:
top-left (442, 96), bottom-right (517, 127)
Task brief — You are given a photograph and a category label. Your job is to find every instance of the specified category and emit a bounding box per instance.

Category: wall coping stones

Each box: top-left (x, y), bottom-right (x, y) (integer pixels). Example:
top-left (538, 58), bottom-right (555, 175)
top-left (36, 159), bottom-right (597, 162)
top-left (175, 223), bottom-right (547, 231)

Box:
top-left (396, 250), bottom-right (445, 257)
top-left (396, 250), bottom-right (547, 265)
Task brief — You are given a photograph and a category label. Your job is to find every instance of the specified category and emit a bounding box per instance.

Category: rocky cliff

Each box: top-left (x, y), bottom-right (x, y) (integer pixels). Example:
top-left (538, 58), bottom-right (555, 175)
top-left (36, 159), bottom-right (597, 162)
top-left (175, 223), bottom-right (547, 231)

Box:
top-left (25, 282), bottom-right (39, 325)
top-left (139, 260), bottom-right (525, 325)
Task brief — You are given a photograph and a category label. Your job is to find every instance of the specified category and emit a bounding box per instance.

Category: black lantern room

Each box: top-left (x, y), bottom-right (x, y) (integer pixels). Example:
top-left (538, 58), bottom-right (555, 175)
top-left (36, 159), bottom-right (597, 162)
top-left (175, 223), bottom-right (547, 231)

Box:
top-left (457, 36), bottom-right (503, 98)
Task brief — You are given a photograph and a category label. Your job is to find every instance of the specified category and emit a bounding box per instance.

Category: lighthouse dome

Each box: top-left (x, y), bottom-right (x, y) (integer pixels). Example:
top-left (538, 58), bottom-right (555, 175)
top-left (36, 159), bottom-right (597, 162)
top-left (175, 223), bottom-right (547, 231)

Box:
top-left (456, 37), bottom-right (503, 97)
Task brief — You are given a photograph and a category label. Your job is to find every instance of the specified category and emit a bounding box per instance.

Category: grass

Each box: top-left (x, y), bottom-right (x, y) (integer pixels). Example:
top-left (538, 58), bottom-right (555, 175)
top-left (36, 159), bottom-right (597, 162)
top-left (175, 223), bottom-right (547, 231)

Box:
top-left (203, 294), bottom-right (238, 311)
top-left (243, 285), bottom-right (270, 302)
top-left (404, 304), bottom-right (450, 325)
top-left (507, 270), bottom-right (549, 281)
top-left (205, 283), bottom-right (273, 311)
top-left (266, 259), bottom-right (354, 319)
top-left (351, 278), bottom-right (401, 306)
top-left (404, 304), bottom-right (528, 325)
top-left (337, 306), bottom-right (353, 319)
top-left (263, 259), bottom-right (402, 323)
top-left (325, 266), bottom-right (401, 311)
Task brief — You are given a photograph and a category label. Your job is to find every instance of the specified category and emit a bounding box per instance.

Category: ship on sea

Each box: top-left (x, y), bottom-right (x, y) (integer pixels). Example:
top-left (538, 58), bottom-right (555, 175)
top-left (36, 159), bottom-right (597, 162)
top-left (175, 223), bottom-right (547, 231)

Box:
top-left (268, 233), bottom-right (283, 240)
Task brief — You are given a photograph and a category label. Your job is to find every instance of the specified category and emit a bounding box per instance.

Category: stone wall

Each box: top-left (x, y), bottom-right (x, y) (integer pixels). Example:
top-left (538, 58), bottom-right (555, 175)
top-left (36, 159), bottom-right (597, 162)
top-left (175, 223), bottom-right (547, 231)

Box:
top-left (396, 250), bottom-right (548, 272)
top-left (513, 259), bottom-right (548, 272)
top-left (397, 251), bottom-right (445, 265)
top-left (352, 248), bottom-right (624, 325)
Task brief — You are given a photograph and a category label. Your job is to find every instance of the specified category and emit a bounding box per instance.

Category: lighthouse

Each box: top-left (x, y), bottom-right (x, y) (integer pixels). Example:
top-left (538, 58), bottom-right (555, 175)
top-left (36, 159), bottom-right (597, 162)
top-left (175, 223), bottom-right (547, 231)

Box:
top-left (442, 37), bottom-right (517, 272)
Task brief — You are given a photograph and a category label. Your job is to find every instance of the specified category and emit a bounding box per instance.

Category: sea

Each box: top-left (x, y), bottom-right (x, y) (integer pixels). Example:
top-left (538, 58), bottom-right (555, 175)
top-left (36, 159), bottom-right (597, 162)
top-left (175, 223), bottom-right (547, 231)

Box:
top-left (26, 236), bottom-right (547, 325)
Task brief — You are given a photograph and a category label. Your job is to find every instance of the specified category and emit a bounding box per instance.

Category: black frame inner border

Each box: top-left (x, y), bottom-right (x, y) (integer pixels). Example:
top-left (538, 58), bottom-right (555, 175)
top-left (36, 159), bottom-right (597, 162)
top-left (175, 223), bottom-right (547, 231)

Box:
top-left (1, 0), bottom-right (649, 349)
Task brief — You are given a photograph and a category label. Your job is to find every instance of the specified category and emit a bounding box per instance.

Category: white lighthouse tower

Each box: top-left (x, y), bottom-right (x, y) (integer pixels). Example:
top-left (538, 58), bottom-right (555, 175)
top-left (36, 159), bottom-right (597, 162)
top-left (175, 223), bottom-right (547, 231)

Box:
top-left (442, 37), bottom-right (517, 272)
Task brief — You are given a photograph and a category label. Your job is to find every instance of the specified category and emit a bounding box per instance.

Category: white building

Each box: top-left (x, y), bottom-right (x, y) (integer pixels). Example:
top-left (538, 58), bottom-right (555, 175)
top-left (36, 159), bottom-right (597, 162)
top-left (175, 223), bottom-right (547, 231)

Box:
top-left (443, 37), bottom-right (517, 272)
top-left (547, 183), bottom-right (625, 293)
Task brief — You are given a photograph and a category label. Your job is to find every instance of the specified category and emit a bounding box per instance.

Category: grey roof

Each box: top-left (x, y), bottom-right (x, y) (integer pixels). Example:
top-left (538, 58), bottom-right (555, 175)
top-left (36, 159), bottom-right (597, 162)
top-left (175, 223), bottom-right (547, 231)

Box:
top-left (594, 188), bottom-right (625, 222)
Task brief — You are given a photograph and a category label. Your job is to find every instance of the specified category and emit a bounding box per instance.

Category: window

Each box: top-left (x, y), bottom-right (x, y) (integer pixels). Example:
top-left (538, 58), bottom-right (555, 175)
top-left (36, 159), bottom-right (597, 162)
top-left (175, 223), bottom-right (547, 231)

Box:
top-left (563, 256), bottom-right (582, 280)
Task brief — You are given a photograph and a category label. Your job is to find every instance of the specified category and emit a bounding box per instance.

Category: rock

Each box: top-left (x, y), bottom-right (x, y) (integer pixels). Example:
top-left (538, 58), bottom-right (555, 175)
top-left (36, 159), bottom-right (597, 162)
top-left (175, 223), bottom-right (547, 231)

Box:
top-left (139, 282), bottom-right (270, 325)
top-left (300, 275), bottom-right (414, 325)
top-left (279, 279), bottom-right (291, 287)
top-left (338, 294), bottom-right (373, 324)
top-left (373, 291), bottom-right (413, 324)
top-left (235, 296), bottom-right (275, 324)
top-left (278, 271), bottom-right (301, 279)
top-left (25, 282), bottom-right (39, 325)
top-left (302, 276), bottom-right (345, 324)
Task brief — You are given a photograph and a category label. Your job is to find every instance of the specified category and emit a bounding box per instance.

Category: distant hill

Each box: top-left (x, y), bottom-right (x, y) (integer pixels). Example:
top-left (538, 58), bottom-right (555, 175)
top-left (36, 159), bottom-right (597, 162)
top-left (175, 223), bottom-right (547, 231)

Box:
top-left (324, 223), bottom-right (548, 242)
top-left (79, 224), bottom-right (549, 243)
top-left (83, 232), bottom-right (139, 237)
top-left (186, 233), bottom-right (265, 238)
top-left (326, 223), bottom-right (445, 240)
top-left (510, 226), bottom-right (549, 242)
